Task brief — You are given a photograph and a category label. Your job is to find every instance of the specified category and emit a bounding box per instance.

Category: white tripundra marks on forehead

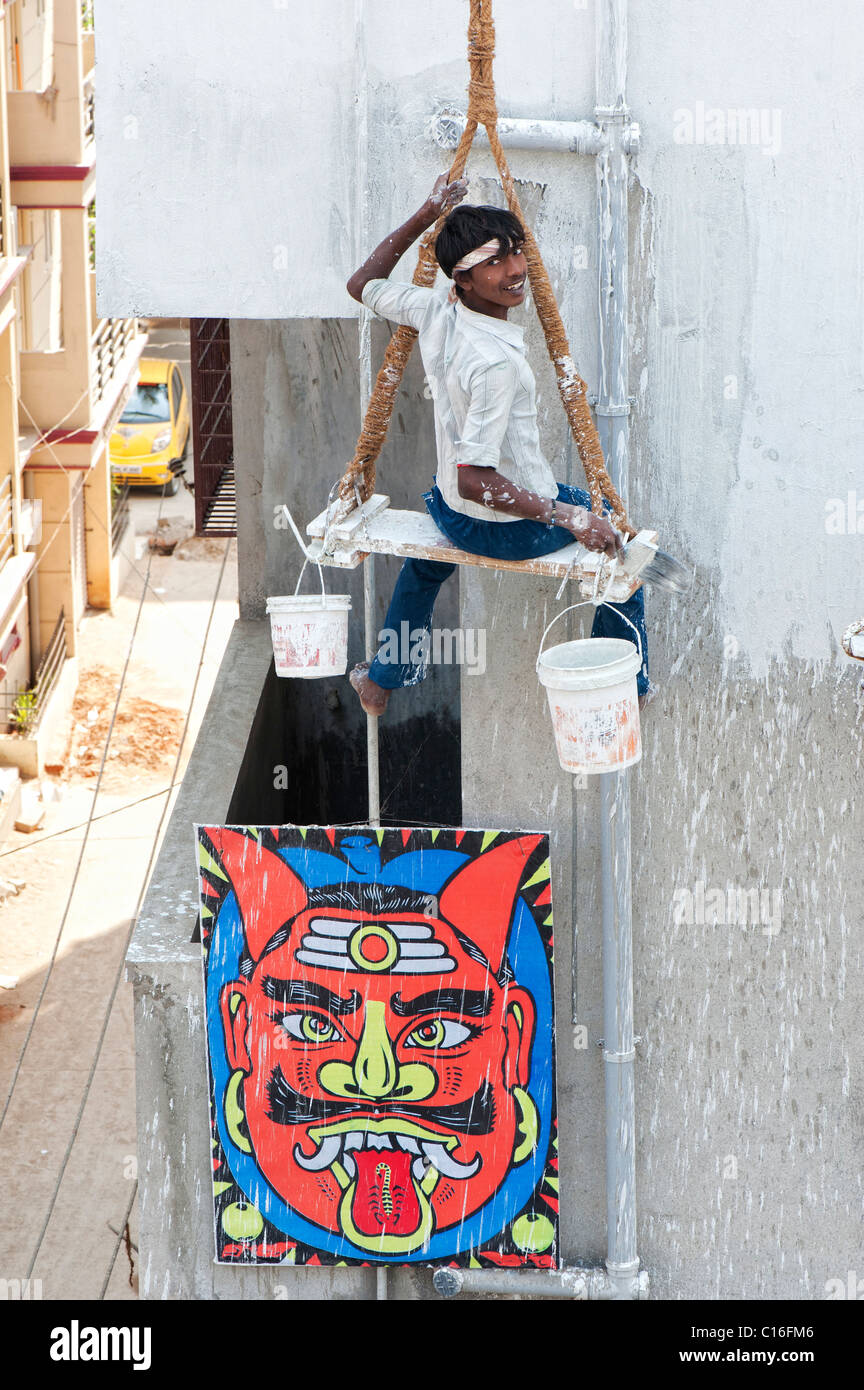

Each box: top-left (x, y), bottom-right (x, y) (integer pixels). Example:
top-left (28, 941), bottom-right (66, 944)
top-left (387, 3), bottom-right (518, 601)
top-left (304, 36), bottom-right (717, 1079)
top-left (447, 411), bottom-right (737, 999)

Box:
top-left (295, 918), bottom-right (457, 974)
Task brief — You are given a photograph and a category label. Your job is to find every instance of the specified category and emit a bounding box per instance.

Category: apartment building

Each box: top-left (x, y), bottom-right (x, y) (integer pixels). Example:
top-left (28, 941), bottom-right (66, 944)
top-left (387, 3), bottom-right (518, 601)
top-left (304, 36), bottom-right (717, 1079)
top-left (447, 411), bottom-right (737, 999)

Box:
top-left (0, 0), bottom-right (146, 774)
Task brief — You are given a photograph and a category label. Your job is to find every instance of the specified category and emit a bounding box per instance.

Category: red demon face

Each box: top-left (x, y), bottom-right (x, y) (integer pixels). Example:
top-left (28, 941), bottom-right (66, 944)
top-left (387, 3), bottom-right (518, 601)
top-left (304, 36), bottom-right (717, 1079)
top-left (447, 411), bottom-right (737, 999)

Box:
top-left (213, 831), bottom-right (541, 1258)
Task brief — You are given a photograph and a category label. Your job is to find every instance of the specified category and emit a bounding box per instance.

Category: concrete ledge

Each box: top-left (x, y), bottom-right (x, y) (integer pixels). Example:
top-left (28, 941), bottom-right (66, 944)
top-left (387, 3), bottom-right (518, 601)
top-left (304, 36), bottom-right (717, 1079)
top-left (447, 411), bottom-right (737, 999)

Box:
top-left (0, 655), bottom-right (79, 779)
top-left (126, 618), bottom-right (273, 978)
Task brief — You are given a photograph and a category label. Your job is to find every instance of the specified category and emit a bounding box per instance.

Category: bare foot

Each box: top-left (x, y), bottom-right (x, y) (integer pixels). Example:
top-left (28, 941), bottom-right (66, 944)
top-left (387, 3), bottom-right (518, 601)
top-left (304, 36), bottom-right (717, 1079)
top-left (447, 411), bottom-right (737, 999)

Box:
top-left (638, 683), bottom-right (657, 713)
top-left (349, 663), bottom-right (391, 717)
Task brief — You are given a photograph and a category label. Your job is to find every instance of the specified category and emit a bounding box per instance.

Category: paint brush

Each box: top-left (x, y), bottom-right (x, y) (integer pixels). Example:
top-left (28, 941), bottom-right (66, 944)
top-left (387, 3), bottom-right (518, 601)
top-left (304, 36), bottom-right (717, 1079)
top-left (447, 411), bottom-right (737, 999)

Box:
top-left (620, 532), bottom-right (692, 594)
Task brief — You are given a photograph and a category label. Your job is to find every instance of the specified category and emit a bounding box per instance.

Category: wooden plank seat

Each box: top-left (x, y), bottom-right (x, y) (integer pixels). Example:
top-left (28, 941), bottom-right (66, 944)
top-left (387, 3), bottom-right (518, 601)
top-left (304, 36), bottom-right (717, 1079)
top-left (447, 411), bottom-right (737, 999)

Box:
top-left (305, 495), bottom-right (655, 602)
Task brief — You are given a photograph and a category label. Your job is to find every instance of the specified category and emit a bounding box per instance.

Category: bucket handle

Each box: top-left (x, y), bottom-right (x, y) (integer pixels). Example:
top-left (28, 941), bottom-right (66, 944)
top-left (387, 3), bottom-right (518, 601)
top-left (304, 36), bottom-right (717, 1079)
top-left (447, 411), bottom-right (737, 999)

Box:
top-left (293, 556), bottom-right (328, 600)
top-left (536, 602), bottom-right (591, 671)
top-left (536, 564), bottom-right (643, 672)
top-left (280, 500), bottom-right (330, 601)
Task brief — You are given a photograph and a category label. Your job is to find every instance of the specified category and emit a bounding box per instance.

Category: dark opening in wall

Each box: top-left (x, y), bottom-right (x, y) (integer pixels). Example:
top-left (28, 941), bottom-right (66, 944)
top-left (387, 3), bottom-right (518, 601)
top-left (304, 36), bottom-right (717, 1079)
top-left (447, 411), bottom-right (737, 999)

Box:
top-left (227, 660), bottom-right (461, 827)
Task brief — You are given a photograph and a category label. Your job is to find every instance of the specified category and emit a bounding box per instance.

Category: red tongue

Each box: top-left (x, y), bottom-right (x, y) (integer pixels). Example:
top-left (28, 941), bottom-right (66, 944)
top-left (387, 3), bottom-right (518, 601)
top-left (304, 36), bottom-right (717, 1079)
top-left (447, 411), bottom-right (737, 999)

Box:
top-left (351, 1148), bottom-right (421, 1237)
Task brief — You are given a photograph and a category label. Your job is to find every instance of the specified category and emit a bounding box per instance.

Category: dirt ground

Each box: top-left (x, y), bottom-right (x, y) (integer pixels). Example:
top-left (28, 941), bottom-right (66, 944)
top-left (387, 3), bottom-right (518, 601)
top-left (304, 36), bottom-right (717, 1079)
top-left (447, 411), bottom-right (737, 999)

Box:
top-left (59, 669), bottom-right (185, 791)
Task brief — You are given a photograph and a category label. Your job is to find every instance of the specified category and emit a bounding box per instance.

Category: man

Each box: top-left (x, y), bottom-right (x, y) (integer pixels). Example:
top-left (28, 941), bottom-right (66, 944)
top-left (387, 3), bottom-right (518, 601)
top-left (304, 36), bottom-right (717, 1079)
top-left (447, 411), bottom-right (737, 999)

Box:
top-left (346, 174), bottom-right (650, 714)
top-left (206, 827), bottom-right (553, 1261)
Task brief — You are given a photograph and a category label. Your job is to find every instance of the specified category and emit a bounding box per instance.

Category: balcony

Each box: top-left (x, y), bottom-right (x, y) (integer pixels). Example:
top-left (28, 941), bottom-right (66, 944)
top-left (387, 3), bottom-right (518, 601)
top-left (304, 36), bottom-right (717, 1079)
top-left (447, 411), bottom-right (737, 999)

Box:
top-left (0, 608), bottom-right (76, 779)
top-left (19, 314), bottom-right (144, 453)
top-left (7, 90), bottom-right (91, 173)
top-left (91, 317), bottom-right (139, 408)
top-left (7, 11), bottom-right (94, 185)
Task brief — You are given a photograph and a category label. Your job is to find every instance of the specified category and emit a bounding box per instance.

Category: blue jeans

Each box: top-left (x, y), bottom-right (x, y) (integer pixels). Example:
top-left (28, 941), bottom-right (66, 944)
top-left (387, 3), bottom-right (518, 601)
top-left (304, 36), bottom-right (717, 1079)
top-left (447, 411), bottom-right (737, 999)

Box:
top-left (367, 482), bottom-right (649, 695)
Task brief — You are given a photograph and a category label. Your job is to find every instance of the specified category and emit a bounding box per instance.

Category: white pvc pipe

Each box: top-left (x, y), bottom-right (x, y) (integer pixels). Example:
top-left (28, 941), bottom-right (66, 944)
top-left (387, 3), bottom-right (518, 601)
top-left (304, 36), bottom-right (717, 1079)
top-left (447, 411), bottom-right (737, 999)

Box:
top-left (595, 0), bottom-right (641, 1300)
top-left (432, 1266), bottom-right (649, 1300)
top-left (429, 110), bottom-right (639, 156)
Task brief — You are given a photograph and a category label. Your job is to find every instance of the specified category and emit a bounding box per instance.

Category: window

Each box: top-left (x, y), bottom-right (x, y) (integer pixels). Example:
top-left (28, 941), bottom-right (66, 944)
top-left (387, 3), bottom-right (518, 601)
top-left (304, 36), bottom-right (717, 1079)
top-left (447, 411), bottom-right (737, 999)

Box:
top-left (120, 383), bottom-right (171, 424)
top-left (17, 210), bottom-right (63, 352)
top-left (11, 0), bottom-right (52, 91)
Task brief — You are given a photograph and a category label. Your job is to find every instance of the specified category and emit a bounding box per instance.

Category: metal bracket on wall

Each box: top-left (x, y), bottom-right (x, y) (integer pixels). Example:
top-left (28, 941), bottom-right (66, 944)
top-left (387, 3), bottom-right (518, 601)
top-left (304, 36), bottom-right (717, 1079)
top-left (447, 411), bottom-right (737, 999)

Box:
top-left (597, 1035), bottom-right (642, 1064)
top-left (588, 395), bottom-right (638, 415)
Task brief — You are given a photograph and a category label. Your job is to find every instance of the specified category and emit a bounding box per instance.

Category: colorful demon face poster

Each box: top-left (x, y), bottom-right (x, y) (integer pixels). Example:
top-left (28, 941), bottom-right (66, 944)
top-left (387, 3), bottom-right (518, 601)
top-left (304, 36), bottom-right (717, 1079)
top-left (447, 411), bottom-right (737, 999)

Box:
top-left (197, 825), bottom-right (558, 1267)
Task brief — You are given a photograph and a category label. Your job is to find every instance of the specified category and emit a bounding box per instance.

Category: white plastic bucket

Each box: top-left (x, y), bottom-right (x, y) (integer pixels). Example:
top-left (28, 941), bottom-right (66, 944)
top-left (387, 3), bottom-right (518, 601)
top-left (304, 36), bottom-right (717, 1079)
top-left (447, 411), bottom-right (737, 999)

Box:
top-left (266, 591), bottom-right (351, 679)
top-left (537, 634), bottom-right (642, 775)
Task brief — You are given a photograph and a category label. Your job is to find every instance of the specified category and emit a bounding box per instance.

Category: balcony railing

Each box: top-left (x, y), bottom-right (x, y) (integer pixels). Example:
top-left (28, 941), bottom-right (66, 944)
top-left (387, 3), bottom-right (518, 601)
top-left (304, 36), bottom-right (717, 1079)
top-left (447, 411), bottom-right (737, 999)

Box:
top-left (1, 609), bottom-right (67, 735)
top-left (0, 475), bottom-right (14, 573)
top-left (111, 484), bottom-right (130, 556)
top-left (84, 76), bottom-right (95, 144)
top-left (91, 317), bottom-right (137, 406)
top-left (88, 200), bottom-right (96, 272)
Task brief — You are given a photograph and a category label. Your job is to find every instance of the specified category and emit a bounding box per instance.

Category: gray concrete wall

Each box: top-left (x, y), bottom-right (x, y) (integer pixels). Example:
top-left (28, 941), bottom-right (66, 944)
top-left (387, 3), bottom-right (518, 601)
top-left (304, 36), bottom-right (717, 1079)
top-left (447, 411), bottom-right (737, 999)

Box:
top-left (231, 316), bottom-right (443, 621)
top-left (96, 0), bottom-right (595, 319)
top-left (229, 314), bottom-right (462, 828)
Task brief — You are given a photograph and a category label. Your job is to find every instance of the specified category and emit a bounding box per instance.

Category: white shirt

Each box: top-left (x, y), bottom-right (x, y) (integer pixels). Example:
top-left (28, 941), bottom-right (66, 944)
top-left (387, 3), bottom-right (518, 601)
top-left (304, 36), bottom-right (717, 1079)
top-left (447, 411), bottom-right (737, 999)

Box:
top-left (361, 277), bottom-right (559, 522)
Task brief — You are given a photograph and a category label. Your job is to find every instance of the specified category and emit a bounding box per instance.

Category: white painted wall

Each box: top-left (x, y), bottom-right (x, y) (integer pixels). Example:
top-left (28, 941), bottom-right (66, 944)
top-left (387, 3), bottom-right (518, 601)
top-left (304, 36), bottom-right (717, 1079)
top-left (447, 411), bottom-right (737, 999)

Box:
top-left (628, 0), bottom-right (864, 671)
top-left (97, 0), bottom-right (863, 668)
top-left (96, 0), bottom-right (594, 318)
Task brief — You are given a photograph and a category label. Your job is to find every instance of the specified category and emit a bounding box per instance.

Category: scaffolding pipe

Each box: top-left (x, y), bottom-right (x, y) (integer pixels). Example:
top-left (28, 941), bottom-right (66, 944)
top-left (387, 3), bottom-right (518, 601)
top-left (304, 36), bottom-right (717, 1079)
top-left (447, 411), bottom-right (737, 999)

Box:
top-left (595, 0), bottom-right (641, 1299)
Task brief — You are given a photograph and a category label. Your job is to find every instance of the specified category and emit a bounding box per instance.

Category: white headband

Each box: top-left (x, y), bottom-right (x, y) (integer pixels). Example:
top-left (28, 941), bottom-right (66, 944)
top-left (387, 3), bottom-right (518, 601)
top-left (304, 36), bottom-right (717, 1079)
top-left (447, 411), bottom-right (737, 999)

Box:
top-left (451, 239), bottom-right (502, 275)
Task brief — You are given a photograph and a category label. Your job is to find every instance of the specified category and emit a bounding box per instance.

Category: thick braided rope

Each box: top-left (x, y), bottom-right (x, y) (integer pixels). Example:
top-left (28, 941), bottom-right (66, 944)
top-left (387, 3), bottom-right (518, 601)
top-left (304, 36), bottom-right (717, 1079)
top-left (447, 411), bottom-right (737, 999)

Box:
top-left (336, 120), bottom-right (474, 511)
top-left (466, 0), bottom-right (627, 525)
top-left (338, 0), bottom-right (629, 531)
top-left (482, 122), bottom-right (628, 526)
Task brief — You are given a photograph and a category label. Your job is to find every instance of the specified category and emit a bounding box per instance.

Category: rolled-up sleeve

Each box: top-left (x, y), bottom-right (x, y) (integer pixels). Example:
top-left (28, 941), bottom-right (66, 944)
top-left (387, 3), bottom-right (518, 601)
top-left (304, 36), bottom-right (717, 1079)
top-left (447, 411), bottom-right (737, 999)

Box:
top-left (454, 360), bottom-right (520, 468)
top-left (361, 278), bottom-right (437, 330)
